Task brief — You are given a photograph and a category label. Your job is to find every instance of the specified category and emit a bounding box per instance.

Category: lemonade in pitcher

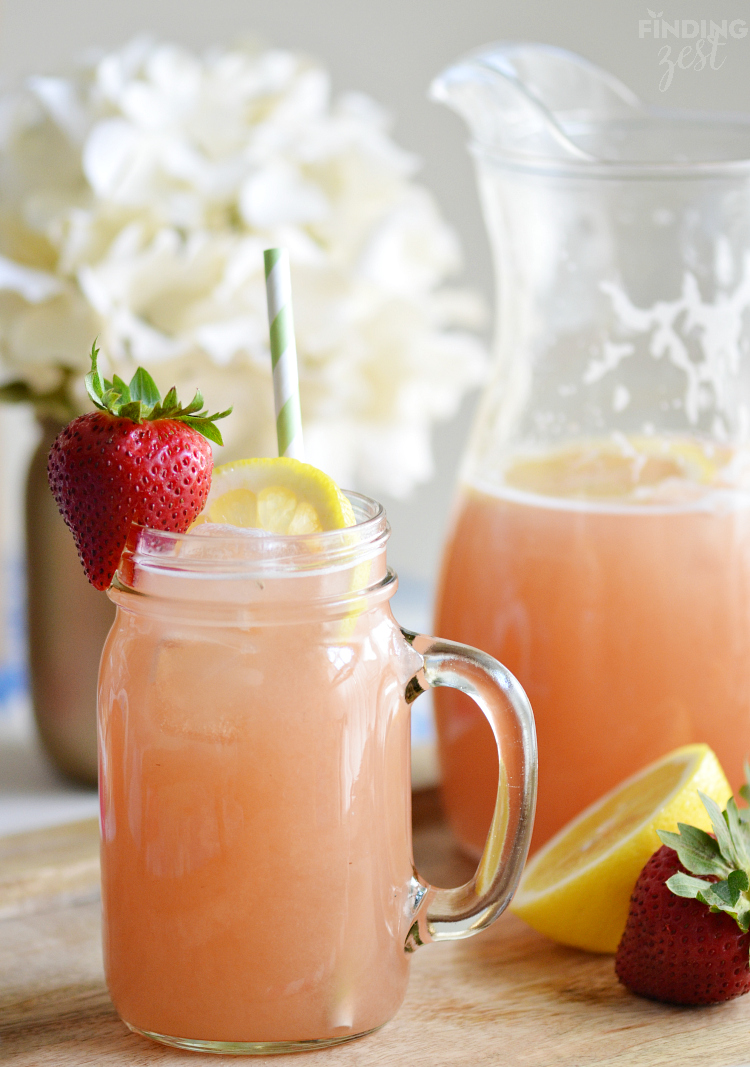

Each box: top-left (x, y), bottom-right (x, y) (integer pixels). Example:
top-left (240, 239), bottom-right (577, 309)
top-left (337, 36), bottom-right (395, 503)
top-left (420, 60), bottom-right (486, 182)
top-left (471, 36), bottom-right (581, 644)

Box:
top-left (431, 43), bottom-right (750, 853)
top-left (436, 437), bottom-right (750, 852)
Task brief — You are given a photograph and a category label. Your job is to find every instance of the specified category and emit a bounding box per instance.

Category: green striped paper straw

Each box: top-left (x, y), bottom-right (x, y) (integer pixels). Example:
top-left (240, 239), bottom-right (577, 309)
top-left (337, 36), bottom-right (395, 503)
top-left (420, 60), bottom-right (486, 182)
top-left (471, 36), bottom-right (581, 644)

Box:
top-left (264, 247), bottom-right (305, 460)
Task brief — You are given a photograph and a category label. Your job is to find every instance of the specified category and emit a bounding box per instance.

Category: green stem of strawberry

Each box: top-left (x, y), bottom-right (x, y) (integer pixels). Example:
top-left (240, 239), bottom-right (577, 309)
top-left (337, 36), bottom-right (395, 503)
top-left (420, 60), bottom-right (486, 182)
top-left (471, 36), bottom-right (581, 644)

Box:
top-left (85, 341), bottom-right (232, 445)
top-left (658, 762), bottom-right (750, 941)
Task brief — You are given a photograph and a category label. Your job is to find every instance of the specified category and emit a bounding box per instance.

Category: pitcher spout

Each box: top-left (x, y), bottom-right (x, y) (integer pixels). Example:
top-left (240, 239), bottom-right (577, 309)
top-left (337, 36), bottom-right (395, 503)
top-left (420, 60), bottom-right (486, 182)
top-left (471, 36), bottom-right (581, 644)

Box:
top-left (430, 43), bottom-right (644, 166)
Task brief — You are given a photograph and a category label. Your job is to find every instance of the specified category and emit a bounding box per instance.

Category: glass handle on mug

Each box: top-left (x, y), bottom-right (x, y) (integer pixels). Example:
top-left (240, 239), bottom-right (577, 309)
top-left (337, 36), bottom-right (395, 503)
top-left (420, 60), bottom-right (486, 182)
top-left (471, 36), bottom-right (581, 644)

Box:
top-left (402, 629), bottom-right (537, 948)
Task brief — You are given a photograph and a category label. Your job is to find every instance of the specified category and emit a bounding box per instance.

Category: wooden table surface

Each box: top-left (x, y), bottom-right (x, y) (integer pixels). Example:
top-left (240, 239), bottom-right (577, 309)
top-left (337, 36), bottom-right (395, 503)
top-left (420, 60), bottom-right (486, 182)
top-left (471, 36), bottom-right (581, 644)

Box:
top-left (2, 792), bottom-right (750, 1067)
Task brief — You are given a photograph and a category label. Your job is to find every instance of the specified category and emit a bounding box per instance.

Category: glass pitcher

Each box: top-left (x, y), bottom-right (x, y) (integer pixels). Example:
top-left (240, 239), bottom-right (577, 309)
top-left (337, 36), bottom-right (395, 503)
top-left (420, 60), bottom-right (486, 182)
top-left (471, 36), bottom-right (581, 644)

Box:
top-left (431, 43), bottom-right (750, 855)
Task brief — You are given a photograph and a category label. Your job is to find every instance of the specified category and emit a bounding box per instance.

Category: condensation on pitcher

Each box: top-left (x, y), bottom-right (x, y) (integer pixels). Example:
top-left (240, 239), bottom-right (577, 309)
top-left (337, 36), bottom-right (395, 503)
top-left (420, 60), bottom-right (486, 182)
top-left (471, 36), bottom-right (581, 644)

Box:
top-left (591, 248), bottom-right (750, 430)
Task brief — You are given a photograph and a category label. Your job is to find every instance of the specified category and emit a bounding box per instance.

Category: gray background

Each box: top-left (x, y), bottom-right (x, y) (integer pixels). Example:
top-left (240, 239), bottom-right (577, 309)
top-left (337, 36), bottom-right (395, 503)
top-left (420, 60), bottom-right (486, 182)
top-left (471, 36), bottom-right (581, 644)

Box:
top-left (2, 0), bottom-right (750, 583)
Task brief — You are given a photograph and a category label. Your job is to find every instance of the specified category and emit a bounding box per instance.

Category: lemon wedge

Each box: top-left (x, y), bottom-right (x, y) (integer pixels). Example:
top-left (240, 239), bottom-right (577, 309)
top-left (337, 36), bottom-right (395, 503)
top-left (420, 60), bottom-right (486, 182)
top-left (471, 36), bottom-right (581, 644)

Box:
top-left (510, 744), bottom-right (732, 953)
top-left (193, 457), bottom-right (355, 533)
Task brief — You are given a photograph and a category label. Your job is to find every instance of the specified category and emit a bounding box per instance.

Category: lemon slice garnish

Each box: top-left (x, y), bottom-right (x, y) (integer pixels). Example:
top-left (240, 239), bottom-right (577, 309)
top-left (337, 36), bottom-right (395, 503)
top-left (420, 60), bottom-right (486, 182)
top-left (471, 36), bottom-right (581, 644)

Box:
top-left (510, 744), bottom-right (732, 953)
top-left (193, 457), bottom-right (355, 533)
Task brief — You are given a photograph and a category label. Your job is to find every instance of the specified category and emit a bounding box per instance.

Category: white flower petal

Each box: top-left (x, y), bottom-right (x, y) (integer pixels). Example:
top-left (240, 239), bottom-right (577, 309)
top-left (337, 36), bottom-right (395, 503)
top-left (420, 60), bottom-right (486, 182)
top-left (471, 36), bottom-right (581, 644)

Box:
top-left (6, 291), bottom-right (99, 370)
top-left (0, 255), bottom-right (64, 302)
top-left (83, 118), bottom-right (140, 198)
top-left (359, 189), bottom-right (462, 294)
top-left (27, 76), bottom-right (90, 143)
top-left (239, 165), bottom-right (329, 228)
top-left (193, 318), bottom-right (264, 365)
top-left (96, 37), bottom-right (155, 106)
top-left (0, 37), bottom-right (488, 498)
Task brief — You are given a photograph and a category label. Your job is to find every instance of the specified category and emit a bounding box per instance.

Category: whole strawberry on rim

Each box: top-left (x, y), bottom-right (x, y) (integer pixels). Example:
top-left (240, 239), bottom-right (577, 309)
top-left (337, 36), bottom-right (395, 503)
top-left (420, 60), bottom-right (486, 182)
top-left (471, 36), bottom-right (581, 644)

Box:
top-left (616, 768), bottom-right (750, 1005)
top-left (48, 342), bottom-right (231, 591)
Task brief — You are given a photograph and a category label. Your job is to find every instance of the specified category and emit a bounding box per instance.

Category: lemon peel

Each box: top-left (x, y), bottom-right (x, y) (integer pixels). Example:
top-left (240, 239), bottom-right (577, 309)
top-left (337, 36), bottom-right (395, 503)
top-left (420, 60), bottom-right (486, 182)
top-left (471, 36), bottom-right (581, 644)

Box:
top-left (193, 457), bottom-right (355, 533)
top-left (510, 744), bottom-right (732, 953)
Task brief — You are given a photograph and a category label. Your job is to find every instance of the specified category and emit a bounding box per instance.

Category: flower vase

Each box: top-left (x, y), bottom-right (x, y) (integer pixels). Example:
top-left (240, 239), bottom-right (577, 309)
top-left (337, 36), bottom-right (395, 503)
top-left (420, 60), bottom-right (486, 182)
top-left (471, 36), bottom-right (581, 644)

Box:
top-left (25, 419), bottom-right (115, 784)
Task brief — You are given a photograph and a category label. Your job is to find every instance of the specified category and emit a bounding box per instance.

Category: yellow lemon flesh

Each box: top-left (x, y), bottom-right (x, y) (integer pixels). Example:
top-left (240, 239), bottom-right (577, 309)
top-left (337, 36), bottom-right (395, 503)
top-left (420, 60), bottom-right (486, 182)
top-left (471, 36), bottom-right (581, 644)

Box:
top-left (510, 744), bottom-right (732, 954)
top-left (193, 457), bottom-right (355, 533)
top-left (505, 436), bottom-right (732, 502)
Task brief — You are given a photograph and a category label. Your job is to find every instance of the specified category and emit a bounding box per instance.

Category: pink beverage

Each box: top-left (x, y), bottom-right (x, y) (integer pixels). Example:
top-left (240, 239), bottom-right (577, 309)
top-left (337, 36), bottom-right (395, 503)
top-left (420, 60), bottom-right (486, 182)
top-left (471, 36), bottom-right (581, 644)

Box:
top-left (99, 493), bottom-right (536, 1054)
top-left (434, 439), bottom-right (750, 855)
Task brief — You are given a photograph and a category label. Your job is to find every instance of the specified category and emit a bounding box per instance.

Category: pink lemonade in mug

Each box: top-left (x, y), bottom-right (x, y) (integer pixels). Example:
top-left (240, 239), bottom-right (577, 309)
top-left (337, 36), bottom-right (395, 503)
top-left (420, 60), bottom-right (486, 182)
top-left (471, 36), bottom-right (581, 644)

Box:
top-left (98, 491), bottom-right (537, 1054)
top-left (46, 308), bottom-right (536, 1052)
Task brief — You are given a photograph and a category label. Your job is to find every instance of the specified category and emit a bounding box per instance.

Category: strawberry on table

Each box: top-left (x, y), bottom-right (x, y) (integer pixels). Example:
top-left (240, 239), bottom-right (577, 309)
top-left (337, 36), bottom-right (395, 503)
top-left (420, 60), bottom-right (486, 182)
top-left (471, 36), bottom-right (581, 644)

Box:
top-left (615, 771), bottom-right (750, 1005)
top-left (47, 342), bottom-right (231, 591)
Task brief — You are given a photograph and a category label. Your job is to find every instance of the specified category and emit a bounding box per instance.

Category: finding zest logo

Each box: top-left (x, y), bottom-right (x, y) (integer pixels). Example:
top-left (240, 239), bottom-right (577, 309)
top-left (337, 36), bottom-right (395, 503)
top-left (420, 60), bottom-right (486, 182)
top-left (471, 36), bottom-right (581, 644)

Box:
top-left (639, 10), bottom-right (748, 91)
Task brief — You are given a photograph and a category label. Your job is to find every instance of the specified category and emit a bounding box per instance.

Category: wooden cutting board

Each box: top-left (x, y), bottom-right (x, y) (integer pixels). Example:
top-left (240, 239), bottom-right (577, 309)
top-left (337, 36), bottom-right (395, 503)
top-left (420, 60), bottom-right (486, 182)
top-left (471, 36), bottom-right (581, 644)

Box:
top-left (2, 794), bottom-right (750, 1067)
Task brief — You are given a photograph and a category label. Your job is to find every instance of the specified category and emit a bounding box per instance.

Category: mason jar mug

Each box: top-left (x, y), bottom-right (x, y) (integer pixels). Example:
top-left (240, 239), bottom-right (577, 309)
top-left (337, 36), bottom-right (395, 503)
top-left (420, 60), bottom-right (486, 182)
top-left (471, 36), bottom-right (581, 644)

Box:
top-left (98, 492), bottom-right (537, 1054)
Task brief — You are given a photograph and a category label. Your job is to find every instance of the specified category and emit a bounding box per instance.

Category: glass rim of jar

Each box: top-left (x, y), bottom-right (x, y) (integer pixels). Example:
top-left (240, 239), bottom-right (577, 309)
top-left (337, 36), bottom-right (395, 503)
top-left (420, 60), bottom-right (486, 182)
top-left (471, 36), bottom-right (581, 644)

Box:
top-left (114, 490), bottom-right (391, 585)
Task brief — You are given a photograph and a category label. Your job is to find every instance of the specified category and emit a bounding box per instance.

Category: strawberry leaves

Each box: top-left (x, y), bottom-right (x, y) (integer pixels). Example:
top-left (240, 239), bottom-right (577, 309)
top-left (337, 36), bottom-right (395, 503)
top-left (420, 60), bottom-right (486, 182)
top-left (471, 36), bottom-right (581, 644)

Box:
top-left (657, 770), bottom-right (750, 935)
top-left (84, 341), bottom-right (232, 445)
top-left (658, 823), bottom-right (727, 876)
top-left (129, 365), bottom-right (161, 408)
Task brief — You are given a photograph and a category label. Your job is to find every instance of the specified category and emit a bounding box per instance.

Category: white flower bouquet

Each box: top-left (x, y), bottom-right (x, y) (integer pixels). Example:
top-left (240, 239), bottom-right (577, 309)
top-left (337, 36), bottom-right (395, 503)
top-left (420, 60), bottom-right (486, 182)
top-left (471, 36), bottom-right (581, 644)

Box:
top-left (0, 38), bottom-right (486, 497)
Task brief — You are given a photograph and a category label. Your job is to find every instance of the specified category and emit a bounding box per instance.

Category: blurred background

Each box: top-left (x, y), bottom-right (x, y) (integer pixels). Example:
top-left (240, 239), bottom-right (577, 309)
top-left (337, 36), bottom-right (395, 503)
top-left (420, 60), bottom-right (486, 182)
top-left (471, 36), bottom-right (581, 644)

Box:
top-left (1, 0), bottom-right (749, 827)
